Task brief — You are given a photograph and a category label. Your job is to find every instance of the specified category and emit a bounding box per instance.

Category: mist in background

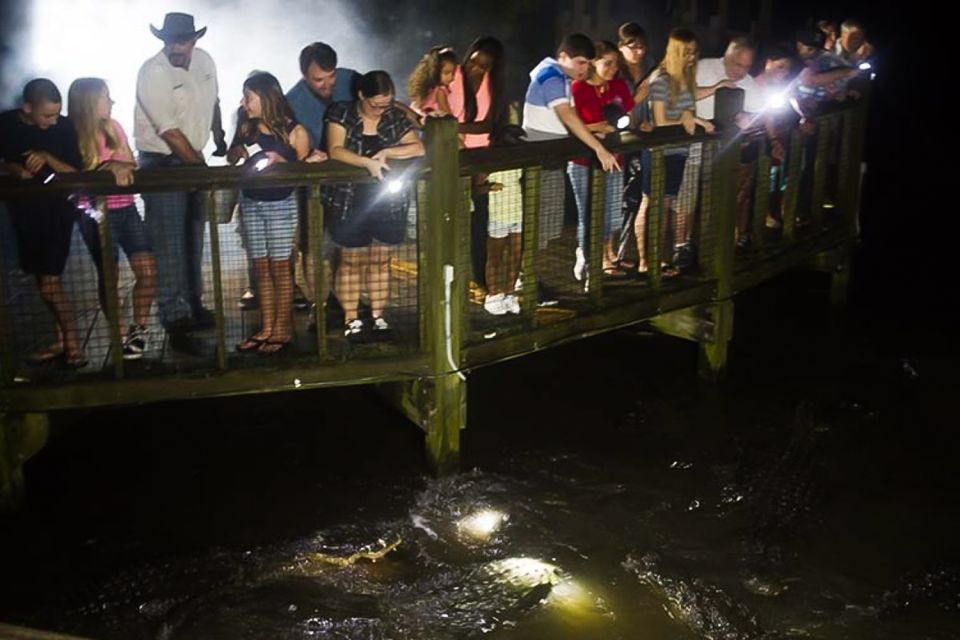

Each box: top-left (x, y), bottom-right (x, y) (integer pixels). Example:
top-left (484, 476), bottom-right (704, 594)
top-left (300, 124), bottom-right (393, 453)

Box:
top-left (0, 0), bottom-right (656, 145)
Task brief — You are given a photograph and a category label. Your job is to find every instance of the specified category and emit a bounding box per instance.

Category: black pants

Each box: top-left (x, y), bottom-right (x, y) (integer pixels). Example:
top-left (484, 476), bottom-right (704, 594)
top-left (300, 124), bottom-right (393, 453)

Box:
top-left (471, 193), bottom-right (489, 289)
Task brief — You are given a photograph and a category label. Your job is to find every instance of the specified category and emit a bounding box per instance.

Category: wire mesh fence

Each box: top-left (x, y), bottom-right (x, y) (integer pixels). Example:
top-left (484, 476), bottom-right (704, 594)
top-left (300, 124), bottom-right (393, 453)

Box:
top-left (0, 167), bottom-right (425, 385)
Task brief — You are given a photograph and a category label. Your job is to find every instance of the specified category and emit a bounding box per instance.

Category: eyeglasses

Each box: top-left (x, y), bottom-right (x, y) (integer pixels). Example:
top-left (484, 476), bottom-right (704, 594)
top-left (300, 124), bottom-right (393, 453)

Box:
top-left (365, 98), bottom-right (393, 112)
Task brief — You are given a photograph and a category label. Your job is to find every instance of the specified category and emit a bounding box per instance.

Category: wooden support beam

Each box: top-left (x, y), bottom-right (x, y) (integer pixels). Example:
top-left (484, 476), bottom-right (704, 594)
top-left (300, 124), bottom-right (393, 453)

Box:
top-left (588, 166), bottom-right (605, 304)
top-left (307, 185), bottom-right (328, 359)
top-left (0, 412), bottom-right (49, 512)
top-left (419, 116), bottom-right (466, 474)
top-left (698, 300), bottom-right (735, 382)
top-left (206, 190), bottom-right (228, 371)
top-left (649, 305), bottom-right (719, 343)
top-left (96, 199), bottom-right (124, 378)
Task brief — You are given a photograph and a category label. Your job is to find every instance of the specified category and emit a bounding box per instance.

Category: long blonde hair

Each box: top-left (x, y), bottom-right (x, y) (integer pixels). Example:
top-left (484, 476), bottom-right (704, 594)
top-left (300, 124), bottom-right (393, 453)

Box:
top-left (659, 28), bottom-right (698, 108)
top-left (67, 77), bottom-right (119, 171)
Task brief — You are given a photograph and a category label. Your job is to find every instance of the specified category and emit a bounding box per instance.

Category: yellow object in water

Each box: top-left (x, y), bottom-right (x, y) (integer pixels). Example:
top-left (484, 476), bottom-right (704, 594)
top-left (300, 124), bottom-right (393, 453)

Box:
top-left (305, 537), bottom-right (402, 567)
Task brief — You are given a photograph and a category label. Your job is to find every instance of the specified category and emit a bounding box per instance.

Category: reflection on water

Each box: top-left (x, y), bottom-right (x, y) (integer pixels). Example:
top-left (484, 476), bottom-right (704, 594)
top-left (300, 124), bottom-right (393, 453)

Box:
top-left (1, 275), bottom-right (958, 639)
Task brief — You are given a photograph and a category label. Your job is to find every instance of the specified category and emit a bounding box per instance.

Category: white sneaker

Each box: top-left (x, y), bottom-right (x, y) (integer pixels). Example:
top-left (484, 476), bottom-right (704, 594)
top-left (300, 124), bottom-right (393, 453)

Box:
top-left (344, 318), bottom-right (364, 338)
top-left (483, 293), bottom-right (509, 315)
top-left (504, 294), bottom-right (521, 315)
top-left (573, 247), bottom-right (587, 281)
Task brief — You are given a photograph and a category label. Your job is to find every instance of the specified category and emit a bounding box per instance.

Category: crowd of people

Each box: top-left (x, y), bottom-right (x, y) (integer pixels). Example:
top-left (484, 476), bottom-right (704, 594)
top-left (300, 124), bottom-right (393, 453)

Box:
top-left (0, 12), bottom-right (873, 365)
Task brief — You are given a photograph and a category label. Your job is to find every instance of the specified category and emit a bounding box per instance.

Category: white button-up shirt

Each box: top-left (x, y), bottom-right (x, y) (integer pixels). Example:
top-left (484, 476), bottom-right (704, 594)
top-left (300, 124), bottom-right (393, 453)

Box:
top-left (134, 48), bottom-right (218, 154)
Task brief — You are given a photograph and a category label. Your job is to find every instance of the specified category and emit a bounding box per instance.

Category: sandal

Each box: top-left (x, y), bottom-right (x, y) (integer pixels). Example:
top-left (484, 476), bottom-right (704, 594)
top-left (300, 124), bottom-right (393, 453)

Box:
top-left (237, 335), bottom-right (269, 352)
top-left (259, 340), bottom-right (292, 355)
top-left (65, 351), bottom-right (88, 369)
top-left (602, 265), bottom-right (628, 277)
top-left (27, 346), bottom-right (65, 365)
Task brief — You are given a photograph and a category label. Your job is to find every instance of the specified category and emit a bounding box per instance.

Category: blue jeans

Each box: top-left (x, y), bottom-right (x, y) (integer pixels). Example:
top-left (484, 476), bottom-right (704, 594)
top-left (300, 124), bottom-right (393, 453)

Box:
top-left (567, 162), bottom-right (624, 253)
top-left (139, 152), bottom-right (206, 327)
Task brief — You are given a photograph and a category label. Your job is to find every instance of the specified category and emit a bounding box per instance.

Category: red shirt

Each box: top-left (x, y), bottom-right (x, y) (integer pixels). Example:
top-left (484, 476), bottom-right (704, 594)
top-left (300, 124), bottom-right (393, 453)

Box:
top-left (571, 77), bottom-right (634, 166)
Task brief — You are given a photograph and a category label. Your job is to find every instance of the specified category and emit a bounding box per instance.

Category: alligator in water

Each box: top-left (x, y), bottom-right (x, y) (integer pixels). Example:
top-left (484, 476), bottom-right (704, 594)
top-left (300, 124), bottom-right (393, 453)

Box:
top-left (735, 405), bottom-right (828, 597)
top-left (623, 551), bottom-right (768, 640)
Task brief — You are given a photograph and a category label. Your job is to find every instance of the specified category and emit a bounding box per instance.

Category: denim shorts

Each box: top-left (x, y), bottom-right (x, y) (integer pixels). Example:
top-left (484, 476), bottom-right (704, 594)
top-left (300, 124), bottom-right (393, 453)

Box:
top-left (106, 204), bottom-right (152, 257)
top-left (240, 194), bottom-right (298, 260)
top-left (641, 150), bottom-right (687, 198)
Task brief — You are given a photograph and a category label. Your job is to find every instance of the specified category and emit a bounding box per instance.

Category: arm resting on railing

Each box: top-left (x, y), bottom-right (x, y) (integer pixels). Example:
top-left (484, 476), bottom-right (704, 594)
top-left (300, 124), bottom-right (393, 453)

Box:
top-left (554, 102), bottom-right (619, 171)
top-left (160, 129), bottom-right (205, 165)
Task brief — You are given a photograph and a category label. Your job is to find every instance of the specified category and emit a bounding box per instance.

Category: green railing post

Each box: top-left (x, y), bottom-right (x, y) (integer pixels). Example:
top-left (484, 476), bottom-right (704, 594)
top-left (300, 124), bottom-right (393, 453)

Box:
top-left (0, 227), bottom-right (15, 387)
top-left (811, 117), bottom-right (831, 232)
top-left (840, 104), bottom-right (867, 239)
top-left (97, 200), bottom-right (124, 378)
top-left (700, 135), bottom-right (738, 380)
top-left (782, 129), bottom-right (804, 244)
top-left (307, 185), bottom-right (327, 359)
top-left (520, 165), bottom-right (540, 326)
top-left (587, 166), bottom-right (605, 305)
top-left (417, 179), bottom-right (431, 349)
top-left (752, 151), bottom-right (772, 250)
top-left (421, 116), bottom-right (465, 474)
top-left (698, 142), bottom-right (717, 272)
top-left (646, 147), bottom-right (665, 291)
top-left (206, 190), bottom-right (227, 370)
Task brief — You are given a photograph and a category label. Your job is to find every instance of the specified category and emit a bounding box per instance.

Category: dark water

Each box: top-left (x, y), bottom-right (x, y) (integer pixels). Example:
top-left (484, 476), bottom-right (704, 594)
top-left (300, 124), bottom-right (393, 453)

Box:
top-left (1, 268), bottom-right (958, 639)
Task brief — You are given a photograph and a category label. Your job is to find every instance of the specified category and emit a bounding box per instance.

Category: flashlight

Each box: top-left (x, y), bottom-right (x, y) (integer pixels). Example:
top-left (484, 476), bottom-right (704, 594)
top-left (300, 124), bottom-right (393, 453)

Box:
top-left (766, 91), bottom-right (787, 110)
top-left (858, 61), bottom-right (872, 71)
top-left (386, 179), bottom-right (404, 194)
top-left (603, 104), bottom-right (631, 131)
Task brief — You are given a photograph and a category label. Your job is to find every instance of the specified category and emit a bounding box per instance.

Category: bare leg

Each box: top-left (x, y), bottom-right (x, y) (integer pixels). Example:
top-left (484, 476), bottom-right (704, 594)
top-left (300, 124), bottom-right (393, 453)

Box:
top-left (633, 195), bottom-right (649, 272)
top-left (127, 252), bottom-right (157, 328)
top-left (261, 257), bottom-right (294, 350)
top-left (485, 236), bottom-right (507, 296)
top-left (367, 244), bottom-right (391, 319)
top-left (671, 195), bottom-right (689, 248)
top-left (505, 233), bottom-right (522, 293)
top-left (253, 257), bottom-right (274, 340)
top-left (336, 247), bottom-right (363, 324)
top-left (36, 275), bottom-right (83, 362)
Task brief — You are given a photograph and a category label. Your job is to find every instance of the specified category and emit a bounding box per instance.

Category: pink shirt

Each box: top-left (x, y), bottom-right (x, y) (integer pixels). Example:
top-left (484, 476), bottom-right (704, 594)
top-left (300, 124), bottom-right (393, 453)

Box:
top-left (447, 66), bottom-right (491, 148)
top-left (78, 119), bottom-right (136, 210)
top-left (413, 85), bottom-right (449, 116)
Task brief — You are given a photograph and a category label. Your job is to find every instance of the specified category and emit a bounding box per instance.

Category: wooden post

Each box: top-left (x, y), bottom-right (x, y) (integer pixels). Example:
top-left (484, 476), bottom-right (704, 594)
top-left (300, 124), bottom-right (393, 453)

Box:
top-left (0, 233), bottom-right (15, 386)
top-left (752, 151), bottom-right (771, 250)
top-left (646, 147), bottom-right (665, 291)
top-left (420, 117), bottom-right (465, 474)
top-left (520, 165), bottom-right (540, 326)
top-left (307, 185), bottom-right (328, 359)
top-left (587, 165), bottom-right (605, 304)
top-left (97, 200), bottom-right (124, 378)
top-left (782, 129), bottom-right (803, 244)
top-left (206, 190), bottom-right (227, 371)
top-left (810, 117), bottom-right (831, 232)
top-left (0, 412), bottom-right (49, 512)
top-left (700, 137), bottom-right (737, 380)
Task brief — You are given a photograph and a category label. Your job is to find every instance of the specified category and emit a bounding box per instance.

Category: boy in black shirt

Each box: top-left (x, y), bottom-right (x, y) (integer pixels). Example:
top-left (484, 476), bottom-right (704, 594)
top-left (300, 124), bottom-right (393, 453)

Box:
top-left (0, 78), bottom-right (87, 367)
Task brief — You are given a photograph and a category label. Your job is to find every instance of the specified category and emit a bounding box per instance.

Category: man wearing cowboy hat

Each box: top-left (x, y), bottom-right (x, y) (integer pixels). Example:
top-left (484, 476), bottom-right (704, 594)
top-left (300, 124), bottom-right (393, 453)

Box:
top-left (135, 12), bottom-right (225, 340)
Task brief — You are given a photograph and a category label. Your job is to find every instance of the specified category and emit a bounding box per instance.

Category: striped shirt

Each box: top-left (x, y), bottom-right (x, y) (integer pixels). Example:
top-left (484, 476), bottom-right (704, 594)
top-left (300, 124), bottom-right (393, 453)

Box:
top-left (648, 72), bottom-right (696, 122)
top-left (522, 57), bottom-right (571, 140)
